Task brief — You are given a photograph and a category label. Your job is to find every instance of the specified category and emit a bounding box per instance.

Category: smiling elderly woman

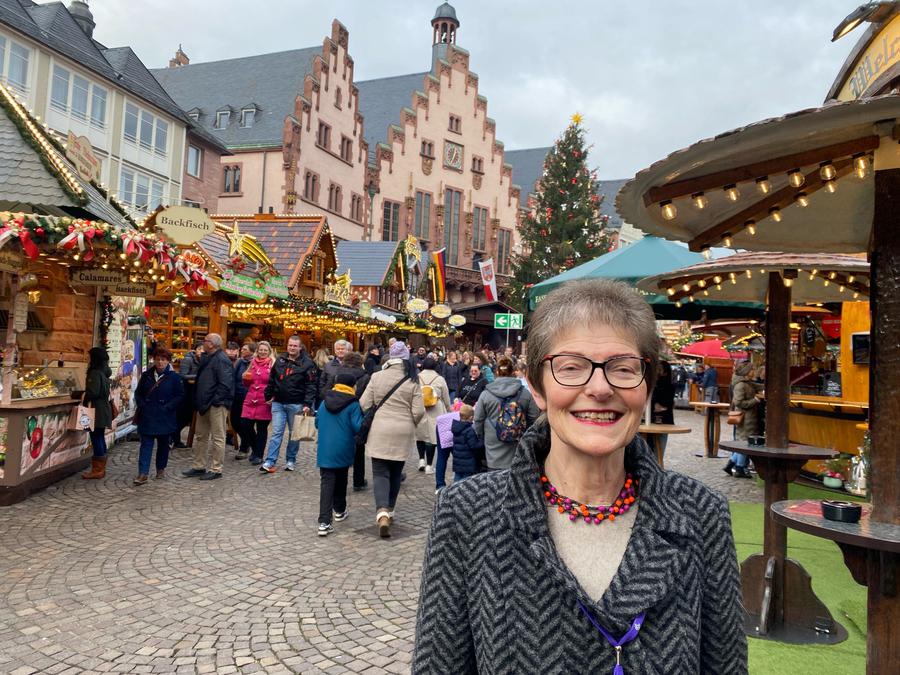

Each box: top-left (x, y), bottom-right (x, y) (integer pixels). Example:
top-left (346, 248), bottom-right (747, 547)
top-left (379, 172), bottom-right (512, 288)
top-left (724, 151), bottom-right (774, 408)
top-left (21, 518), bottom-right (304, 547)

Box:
top-left (413, 279), bottom-right (747, 674)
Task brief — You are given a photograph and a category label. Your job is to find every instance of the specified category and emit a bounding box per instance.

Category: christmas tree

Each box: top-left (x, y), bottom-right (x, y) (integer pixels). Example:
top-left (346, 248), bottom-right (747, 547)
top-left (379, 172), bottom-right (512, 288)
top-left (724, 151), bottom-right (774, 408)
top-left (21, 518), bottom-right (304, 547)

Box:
top-left (508, 114), bottom-right (611, 311)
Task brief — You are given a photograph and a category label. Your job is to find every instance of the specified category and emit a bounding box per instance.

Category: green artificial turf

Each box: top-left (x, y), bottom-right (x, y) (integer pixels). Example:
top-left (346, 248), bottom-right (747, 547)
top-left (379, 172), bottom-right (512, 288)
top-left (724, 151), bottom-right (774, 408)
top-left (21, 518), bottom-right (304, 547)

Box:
top-left (729, 482), bottom-right (868, 674)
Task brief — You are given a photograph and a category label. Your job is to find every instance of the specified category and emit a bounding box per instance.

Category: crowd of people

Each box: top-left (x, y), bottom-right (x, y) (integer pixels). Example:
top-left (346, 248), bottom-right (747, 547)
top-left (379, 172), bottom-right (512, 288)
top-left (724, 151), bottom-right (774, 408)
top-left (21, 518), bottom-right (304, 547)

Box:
top-left (80, 330), bottom-right (542, 539)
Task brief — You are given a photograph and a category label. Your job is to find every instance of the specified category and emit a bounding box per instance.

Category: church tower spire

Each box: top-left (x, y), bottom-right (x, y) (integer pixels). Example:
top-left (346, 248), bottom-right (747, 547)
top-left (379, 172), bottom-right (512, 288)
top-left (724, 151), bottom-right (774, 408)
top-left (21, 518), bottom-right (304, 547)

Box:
top-left (431, 2), bottom-right (460, 68)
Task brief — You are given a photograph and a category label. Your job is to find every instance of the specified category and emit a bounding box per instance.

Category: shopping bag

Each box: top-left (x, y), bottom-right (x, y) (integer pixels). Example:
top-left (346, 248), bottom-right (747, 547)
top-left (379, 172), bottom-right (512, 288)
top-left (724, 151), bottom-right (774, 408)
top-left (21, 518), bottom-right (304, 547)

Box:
top-left (68, 400), bottom-right (95, 431)
top-left (290, 413), bottom-right (317, 442)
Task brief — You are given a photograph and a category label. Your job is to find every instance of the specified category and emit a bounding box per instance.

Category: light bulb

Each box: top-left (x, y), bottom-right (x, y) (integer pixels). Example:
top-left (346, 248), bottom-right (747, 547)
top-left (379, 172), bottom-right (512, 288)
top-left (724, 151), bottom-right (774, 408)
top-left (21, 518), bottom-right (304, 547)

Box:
top-left (783, 277), bottom-right (793, 287)
top-left (756, 177), bottom-right (772, 194)
top-left (848, 275), bottom-right (855, 283)
top-left (769, 206), bottom-right (782, 222)
top-left (682, 283), bottom-right (691, 292)
top-left (745, 219), bottom-right (757, 235)
top-left (713, 275), bottom-right (722, 284)
top-left (824, 180), bottom-right (837, 193)
top-left (788, 170), bottom-right (805, 188)
top-left (854, 154), bottom-right (869, 179)
top-left (745, 269), bottom-right (752, 278)
top-left (698, 279), bottom-right (707, 288)
top-left (667, 287), bottom-right (675, 296)
top-left (724, 184), bottom-right (740, 202)
top-left (795, 192), bottom-right (810, 207)
top-left (819, 162), bottom-right (837, 181)
top-left (660, 201), bottom-right (677, 220)
top-left (702, 247), bottom-right (712, 259)
top-left (716, 284), bottom-right (722, 291)
top-left (675, 301), bottom-right (682, 308)
top-left (723, 233), bottom-right (733, 247)
top-left (853, 292), bottom-right (859, 299)
top-left (692, 192), bottom-right (708, 209)
top-left (828, 271), bottom-right (836, 279)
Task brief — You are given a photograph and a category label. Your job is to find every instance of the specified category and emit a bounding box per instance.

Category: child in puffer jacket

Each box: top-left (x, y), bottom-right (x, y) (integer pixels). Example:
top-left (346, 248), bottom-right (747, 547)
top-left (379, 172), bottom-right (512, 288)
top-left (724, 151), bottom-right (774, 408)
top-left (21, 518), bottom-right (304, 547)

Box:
top-left (449, 404), bottom-right (483, 484)
top-left (433, 408), bottom-right (459, 492)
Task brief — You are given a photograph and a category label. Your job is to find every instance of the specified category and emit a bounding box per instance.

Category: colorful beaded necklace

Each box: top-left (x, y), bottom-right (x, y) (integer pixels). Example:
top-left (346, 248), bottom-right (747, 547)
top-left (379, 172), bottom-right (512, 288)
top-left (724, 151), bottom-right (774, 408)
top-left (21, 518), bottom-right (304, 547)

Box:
top-left (540, 470), bottom-right (637, 524)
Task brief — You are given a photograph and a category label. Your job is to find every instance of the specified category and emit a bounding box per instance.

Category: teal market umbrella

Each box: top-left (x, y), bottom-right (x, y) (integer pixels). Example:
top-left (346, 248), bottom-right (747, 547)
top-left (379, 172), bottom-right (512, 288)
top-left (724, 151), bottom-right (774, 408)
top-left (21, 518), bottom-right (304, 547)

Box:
top-left (528, 237), bottom-right (763, 319)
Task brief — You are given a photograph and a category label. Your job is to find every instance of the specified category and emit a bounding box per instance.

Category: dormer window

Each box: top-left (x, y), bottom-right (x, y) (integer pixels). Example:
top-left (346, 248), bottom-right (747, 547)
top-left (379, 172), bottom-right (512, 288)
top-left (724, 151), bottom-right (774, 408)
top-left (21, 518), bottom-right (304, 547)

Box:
top-left (215, 110), bottom-right (230, 129)
top-left (240, 106), bottom-right (256, 128)
top-left (187, 108), bottom-right (201, 122)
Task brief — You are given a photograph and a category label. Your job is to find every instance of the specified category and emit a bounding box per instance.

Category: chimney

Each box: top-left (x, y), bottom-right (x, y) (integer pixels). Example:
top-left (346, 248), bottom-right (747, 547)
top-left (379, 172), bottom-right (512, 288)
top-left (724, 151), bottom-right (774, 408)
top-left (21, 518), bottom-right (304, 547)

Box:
top-left (168, 45), bottom-right (190, 68)
top-left (69, 1), bottom-right (95, 38)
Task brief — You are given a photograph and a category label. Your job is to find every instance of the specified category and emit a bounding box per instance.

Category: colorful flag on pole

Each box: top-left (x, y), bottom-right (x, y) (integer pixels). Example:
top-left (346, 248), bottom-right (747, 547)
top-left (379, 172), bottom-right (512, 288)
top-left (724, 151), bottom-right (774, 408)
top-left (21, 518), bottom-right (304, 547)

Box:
top-left (431, 248), bottom-right (447, 303)
top-left (479, 257), bottom-right (498, 301)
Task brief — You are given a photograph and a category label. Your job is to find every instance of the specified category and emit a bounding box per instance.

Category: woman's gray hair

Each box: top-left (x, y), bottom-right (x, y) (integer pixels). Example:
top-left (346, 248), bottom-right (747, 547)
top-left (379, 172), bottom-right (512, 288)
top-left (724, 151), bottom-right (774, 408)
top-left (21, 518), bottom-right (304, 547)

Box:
top-left (525, 279), bottom-right (659, 397)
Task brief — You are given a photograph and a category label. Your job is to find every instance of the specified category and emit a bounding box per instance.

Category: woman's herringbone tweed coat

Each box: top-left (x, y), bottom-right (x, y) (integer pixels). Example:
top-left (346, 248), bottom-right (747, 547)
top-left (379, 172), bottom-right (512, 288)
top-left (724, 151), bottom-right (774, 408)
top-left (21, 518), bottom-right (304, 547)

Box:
top-left (413, 421), bottom-right (748, 674)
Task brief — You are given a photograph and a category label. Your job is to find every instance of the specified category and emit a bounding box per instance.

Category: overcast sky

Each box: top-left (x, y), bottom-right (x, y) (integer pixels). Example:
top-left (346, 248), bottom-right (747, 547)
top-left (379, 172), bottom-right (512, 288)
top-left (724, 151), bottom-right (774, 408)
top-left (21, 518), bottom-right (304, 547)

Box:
top-left (91, 0), bottom-right (858, 179)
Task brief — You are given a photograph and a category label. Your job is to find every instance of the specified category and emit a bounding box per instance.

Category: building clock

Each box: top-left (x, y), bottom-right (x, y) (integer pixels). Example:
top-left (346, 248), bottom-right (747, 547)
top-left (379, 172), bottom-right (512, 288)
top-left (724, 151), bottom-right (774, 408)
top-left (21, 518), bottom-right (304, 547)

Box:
top-left (443, 141), bottom-right (463, 171)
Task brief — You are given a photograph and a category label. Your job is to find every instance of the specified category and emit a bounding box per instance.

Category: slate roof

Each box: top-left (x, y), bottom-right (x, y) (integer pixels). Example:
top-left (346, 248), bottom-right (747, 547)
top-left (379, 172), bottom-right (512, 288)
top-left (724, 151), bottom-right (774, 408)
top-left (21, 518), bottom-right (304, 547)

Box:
top-left (0, 107), bottom-right (72, 207)
top-left (356, 72), bottom-right (428, 160)
top-left (503, 146), bottom-right (627, 228)
top-left (0, 0), bottom-right (189, 123)
top-left (151, 47), bottom-right (321, 149)
top-left (335, 240), bottom-right (402, 286)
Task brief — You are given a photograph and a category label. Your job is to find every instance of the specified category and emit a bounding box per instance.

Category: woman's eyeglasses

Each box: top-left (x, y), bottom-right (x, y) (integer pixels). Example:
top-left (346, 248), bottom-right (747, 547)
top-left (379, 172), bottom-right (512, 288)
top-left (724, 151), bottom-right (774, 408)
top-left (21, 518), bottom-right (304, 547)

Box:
top-left (541, 354), bottom-right (650, 389)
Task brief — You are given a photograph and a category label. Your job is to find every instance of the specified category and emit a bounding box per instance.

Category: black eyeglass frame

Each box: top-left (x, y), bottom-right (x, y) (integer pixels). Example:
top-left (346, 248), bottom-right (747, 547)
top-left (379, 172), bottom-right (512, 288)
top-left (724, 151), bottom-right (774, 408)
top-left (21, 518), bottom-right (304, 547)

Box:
top-left (541, 354), bottom-right (651, 389)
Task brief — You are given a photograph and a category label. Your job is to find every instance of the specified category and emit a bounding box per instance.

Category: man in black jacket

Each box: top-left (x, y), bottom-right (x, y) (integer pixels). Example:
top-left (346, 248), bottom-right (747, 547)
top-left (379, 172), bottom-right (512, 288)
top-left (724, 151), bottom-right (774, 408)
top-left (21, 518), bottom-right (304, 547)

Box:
top-left (260, 335), bottom-right (318, 473)
top-left (183, 333), bottom-right (234, 480)
top-left (318, 339), bottom-right (351, 400)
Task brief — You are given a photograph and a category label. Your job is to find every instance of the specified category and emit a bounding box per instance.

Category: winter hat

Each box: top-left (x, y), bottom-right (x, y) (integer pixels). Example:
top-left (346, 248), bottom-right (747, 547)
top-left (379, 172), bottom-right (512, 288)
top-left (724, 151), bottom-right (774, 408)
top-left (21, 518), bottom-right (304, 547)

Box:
top-left (336, 372), bottom-right (357, 387)
top-left (389, 341), bottom-right (410, 360)
top-left (734, 361), bottom-right (753, 377)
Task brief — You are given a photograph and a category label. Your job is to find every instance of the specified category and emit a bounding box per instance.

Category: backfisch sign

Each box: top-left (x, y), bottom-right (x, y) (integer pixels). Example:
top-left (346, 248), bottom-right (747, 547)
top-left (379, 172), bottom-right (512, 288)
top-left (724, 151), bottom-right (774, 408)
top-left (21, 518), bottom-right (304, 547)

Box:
top-left (157, 206), bottom-right (216, 245)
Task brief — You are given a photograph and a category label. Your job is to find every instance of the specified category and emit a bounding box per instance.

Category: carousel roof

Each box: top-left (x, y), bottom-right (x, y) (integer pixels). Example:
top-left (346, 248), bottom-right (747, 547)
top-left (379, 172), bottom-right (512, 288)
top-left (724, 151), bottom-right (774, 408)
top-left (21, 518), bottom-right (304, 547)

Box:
top-left (637, 251), bottom-right (870, 305)
top-left (616, 94), bottom-right (900, 254)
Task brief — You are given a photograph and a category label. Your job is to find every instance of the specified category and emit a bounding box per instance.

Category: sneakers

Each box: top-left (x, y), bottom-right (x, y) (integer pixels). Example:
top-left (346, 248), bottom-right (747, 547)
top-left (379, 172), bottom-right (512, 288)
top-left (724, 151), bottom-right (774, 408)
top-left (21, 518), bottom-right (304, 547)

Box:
top-left (418, 458), bottom-right (426, 471)
top-left (333, 510), bottom-right (349, 522)
top-left (182, 467), bottom-right (206, 477)
top-left (317, 523), bottom-right (334, 537)
top-left (199, 471), bottom-right (222, 480)
top-left (424, 465), bottom-right (435, 475)
top-left (376, 511), bottom-right (391, 538)
top-left (284, 462), bottom-right (295, 472)
top-left (133, 474), bottom-right (148, 486)
top-left (259, 463), bottom-right (276, 474)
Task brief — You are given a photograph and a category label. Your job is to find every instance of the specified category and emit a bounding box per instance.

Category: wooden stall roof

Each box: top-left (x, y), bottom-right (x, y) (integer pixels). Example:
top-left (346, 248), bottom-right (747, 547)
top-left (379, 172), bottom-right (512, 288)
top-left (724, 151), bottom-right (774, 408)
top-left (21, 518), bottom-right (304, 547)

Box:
top-left (210, 213), bottom-right (336, 289)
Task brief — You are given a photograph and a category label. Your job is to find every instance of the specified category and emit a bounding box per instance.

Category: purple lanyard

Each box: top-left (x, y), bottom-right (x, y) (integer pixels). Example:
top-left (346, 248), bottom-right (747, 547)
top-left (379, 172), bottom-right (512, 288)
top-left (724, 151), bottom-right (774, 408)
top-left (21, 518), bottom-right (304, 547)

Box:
top-left (577, 601), bottom-right (645, 675)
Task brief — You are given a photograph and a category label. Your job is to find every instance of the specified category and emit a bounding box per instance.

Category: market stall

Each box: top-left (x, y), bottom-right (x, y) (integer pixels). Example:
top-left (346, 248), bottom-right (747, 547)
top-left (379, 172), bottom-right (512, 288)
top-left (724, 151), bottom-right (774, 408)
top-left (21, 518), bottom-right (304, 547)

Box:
top-left (617, 82), bottom-right (899, 672)
top-left (0, 82), bottom-right (216, 504)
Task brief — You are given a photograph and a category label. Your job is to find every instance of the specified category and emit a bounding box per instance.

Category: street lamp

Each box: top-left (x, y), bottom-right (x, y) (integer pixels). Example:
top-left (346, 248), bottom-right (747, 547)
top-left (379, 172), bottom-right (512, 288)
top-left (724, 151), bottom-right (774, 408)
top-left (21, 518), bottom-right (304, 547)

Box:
top-left (367, 180), bottom-right (377, 241)
top-left (832, 1), bottom-right (895, 41)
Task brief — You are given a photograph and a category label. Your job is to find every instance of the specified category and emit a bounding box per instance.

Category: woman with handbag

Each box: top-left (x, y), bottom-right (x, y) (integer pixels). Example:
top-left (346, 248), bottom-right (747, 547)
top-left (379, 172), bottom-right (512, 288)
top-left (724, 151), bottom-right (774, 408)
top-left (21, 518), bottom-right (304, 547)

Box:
top-left (358, 341), bottom-right (425, 538)
top-left (240, 341), bottom-right (274, 465)
top-left (133, 348), bottom-right (185, 484)
top-left (82, 347), bottom-right (113, 479)
top-left (724, 362), bottom-right (761, 478)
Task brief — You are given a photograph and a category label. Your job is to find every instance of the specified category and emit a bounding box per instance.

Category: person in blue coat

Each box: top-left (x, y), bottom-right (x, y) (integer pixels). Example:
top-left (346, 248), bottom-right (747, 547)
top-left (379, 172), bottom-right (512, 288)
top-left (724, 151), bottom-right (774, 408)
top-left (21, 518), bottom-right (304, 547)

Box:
top-left (134, 348), bottom-right (185, 485)
top-left (315, 372), bottom-right (364, 536)
top-left (449, 404), bottom-right (483, 483)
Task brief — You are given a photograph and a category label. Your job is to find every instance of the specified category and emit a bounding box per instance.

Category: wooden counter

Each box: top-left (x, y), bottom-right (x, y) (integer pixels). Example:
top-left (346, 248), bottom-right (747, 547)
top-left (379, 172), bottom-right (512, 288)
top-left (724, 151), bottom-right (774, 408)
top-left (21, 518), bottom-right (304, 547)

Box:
top-left (788, 395), bottom-right (867, 472)
top-left (0, 397), bottom-right (89, 506)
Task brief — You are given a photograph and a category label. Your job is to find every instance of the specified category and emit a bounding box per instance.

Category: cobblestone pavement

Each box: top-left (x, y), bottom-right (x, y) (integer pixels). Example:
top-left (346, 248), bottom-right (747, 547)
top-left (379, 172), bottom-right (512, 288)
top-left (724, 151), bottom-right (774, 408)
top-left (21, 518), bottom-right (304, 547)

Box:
top-left (0, 408), bottom-right (760, 674)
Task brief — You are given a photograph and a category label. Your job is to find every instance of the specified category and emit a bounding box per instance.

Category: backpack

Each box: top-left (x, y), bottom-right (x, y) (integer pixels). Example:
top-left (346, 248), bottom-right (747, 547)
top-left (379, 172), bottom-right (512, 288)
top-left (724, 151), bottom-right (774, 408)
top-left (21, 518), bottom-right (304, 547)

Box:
top-left (421, 375), bottom-right (438, 408)
top-left (493, 388), bottom-right (527, 443)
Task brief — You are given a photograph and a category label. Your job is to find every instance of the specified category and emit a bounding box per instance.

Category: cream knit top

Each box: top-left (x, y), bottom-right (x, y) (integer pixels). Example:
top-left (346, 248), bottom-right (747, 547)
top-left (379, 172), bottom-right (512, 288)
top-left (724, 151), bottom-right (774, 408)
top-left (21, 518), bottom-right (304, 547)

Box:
top-left (547, 502), bottom-right (639, 602)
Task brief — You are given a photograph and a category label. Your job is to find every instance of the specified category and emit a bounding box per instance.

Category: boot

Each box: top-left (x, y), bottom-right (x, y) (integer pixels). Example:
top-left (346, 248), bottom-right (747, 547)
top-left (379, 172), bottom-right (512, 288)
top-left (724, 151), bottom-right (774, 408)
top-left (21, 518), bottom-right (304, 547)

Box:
top-left (376, 510), bottom-right (392, 538)
top-left (734, 467), bottom-right (753, 479)
top-left (722, 460), bottom-right (735, 476)
top-left (82, 457), bottom-right (107, 479)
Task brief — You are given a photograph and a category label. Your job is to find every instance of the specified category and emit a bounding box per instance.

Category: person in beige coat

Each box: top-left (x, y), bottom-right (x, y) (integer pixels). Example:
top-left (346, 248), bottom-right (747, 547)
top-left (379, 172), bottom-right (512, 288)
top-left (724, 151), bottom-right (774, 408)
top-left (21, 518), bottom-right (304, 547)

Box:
top-left (359, 341), bottom-right (425, 538)
top-left (415, 357), bottom-right (452, 474)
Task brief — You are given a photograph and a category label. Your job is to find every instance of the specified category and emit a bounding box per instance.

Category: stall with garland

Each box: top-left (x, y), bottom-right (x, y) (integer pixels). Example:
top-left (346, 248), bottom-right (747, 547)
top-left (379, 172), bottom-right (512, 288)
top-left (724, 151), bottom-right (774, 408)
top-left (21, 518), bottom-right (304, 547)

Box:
top-left (0, 82), bottom-right (217, 504)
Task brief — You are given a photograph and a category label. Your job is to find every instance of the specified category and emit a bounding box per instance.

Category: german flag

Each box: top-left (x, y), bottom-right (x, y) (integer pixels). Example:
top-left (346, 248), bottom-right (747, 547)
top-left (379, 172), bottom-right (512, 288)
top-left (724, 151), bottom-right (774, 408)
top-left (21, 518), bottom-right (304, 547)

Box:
top-left (431, 248), bottom-right (447, 303)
